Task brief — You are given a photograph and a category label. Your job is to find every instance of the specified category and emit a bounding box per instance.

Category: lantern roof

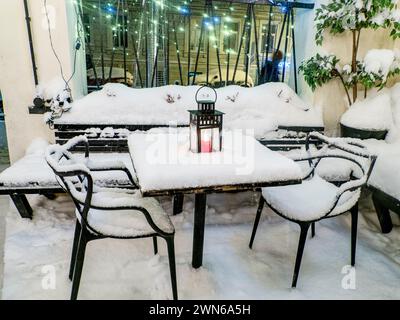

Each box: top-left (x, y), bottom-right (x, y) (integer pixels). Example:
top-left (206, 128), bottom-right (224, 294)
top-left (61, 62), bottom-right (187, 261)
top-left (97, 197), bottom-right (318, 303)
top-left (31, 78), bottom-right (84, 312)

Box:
top-left (197, 99), bottom-right (216, 104)
top-left (188, 110), bottom-right (224, 115)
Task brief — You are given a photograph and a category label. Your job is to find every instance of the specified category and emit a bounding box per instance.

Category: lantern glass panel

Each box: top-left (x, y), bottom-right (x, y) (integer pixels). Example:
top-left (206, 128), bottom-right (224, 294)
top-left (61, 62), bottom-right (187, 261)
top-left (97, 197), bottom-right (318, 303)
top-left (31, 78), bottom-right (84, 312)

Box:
top-left (189, 116), bottom-right (221, 153)
top-left (189, 118), bottom-right (198, 152)
top-left (200, 128), bottom-right (220, 153)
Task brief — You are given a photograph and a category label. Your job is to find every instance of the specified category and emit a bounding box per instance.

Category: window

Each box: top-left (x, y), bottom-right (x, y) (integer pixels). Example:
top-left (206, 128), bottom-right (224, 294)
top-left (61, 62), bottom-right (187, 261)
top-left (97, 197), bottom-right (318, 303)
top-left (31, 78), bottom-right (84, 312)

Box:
top-left (190, 20), bottom-right (204, 52)
top-left (190, 17), bottom-right (221, 53)
top-left (260, 23), bottom-right (278, 53)
top-left (222, 21), bottom-right (239, 53)
top-left (113, 15), bottom-right (128, 48)
top-left (82, 13), bottom-right (91, 44)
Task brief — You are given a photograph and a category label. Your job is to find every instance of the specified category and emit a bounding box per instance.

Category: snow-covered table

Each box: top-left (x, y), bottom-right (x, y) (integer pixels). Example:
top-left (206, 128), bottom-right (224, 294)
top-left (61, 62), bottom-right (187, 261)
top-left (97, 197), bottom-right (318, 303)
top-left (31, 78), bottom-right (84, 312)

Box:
top-left (128, 131), bottom-right (303, 268)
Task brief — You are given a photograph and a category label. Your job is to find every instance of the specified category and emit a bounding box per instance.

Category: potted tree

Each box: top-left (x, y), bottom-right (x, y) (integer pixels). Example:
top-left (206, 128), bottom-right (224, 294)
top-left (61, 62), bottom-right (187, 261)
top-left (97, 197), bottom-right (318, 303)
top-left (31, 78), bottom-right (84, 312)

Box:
top-left (299, 0), bottom-right (400, 139)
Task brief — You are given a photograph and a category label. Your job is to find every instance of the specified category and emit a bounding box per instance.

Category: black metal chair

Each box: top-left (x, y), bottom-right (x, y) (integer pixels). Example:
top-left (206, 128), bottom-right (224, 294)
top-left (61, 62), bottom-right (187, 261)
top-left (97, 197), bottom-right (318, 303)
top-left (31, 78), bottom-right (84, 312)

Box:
top-left (45, 136), bottom-right (178, 300)
top-left (249, 132), bottom-right (377, 288)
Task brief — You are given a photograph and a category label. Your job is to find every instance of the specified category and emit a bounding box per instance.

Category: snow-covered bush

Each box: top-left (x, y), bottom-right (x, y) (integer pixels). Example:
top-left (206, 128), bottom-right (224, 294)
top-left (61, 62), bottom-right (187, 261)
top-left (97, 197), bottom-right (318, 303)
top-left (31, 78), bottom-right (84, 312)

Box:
top-left (300, 0), bottom-right (400, 105)
top-left (299, 54), bottom-right (352, 104)
top-left (314, 0), bottom-right (400, 45)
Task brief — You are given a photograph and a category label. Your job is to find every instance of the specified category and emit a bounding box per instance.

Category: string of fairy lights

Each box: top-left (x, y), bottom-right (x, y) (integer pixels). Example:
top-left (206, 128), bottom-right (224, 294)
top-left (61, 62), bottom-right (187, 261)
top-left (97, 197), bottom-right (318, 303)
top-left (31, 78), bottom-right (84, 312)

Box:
top-left (79, 0), bottom-right (293, 88)
top-left (83, 1), bottom-right (244, 52)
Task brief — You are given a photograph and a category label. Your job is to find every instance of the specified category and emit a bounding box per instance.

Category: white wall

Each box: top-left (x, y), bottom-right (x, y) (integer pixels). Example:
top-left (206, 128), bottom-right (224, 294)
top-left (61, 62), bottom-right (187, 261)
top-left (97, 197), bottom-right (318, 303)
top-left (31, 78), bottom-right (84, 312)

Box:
top-left (0, 0), bottom-right (86, 163)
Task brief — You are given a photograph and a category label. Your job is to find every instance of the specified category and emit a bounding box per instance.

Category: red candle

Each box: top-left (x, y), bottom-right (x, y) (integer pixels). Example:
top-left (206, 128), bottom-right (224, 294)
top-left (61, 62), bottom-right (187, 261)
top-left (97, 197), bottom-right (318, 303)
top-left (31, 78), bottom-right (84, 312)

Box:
top-left (201, 139), bottom-right (212, 153)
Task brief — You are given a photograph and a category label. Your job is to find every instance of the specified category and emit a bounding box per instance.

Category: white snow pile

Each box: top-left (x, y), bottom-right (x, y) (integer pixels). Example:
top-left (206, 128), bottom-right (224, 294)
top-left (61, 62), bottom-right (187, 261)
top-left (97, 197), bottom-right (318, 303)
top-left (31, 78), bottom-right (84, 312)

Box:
top-left (0, 139), bottom-right (135, 188)
top-left (25, 138), bottom-right (49, 156)
top-left (55, 83), bottom-right (323, 139)
top-left (363, 49), bottom-right (399, 81)
top-left (339, 82), bottom-right (400, 200)
top-left (340, 90), bottom-right (393, 131)
top-left (362, 138), bottom-right (400, 200)
top-left (35, 77), bottom-right (68, 101)
top-left (340, 82), bottom-right (400, 138)
top-left (388, 82), bottom-right (400, 141)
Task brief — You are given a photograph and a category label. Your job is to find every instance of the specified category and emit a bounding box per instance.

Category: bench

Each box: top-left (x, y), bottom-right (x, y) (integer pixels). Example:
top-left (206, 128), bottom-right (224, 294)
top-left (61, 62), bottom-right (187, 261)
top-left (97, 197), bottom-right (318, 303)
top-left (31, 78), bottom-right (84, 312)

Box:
top-left (370, 186), bottom-right (400, 233)
top-left (0, 150), bottom-right (136, 218)
top-left (54, 123), bottom-right (325, 152)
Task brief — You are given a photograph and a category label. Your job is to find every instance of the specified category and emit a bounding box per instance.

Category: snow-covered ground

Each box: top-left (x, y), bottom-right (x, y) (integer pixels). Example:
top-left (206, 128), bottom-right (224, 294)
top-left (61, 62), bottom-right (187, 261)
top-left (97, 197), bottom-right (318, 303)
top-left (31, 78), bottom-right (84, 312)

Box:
top-left (1, 191), bottom-right (399, 300)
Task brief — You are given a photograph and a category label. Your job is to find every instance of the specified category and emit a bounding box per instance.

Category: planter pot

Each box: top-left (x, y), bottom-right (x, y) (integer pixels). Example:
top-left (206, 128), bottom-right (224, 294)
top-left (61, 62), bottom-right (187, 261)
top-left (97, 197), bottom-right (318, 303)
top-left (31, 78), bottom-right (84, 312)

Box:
top-left (340, 123), bottom-right (387, 140)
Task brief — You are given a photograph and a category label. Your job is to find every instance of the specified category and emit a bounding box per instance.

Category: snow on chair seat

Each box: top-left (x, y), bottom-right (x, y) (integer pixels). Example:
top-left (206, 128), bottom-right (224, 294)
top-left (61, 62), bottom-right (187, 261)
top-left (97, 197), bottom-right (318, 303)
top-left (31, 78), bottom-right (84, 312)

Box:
top-left (262, 175), bottom-right (361, 221)
top-left (75, 189), bottom-right (174, 238)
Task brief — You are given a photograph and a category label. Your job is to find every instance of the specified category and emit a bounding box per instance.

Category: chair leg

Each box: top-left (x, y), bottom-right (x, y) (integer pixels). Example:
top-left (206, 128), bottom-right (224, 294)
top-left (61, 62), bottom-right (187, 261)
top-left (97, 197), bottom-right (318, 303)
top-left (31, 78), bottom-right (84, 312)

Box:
top-left (152, 236), bottom-right (158, 255)
top-left (69, 219), bottom-right (81, 281)
top-left (311, 222), bottom-right (315, 238)
top-left (70, 229), bottom-right (88, 300)
top-left (249, 195), bottom-right (265, 249)
top-left (350, 203), bottom-right (358, 267)
top-left (292, 222), bottom-right (310, 288)
top-left (165, 236), bottom-right (178, 300)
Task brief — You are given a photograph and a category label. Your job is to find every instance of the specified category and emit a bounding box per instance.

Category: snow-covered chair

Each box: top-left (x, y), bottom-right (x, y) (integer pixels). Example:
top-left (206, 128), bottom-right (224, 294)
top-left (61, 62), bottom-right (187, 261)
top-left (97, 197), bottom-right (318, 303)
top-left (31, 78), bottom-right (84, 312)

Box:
top-left (249, 132), bottom-right (377, 288)
top-left (45, 136), bottom-right (177, 300)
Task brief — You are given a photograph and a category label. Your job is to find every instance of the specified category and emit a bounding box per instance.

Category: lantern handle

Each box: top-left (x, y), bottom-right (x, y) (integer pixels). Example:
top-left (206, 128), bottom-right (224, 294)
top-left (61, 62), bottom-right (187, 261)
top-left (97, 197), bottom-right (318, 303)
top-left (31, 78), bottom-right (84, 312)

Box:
top-left (195, 85), bottom-right (218, 104)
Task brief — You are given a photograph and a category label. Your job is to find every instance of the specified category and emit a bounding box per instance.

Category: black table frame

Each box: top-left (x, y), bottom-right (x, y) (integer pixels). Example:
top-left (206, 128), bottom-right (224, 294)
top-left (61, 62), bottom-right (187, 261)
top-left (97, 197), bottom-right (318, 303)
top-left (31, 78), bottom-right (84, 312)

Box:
top-left (141, 180), bottom-right (301, 268)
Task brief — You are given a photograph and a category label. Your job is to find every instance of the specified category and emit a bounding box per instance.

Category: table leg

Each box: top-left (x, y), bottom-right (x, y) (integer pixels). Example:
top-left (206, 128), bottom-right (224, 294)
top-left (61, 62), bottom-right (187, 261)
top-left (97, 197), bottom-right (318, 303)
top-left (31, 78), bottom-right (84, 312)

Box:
top-left (173, 194), bottom-right (184, 215)
top-left (10, 194), bottom-right (33, 219)
top-left (192, 193), bottom-right (207, 268)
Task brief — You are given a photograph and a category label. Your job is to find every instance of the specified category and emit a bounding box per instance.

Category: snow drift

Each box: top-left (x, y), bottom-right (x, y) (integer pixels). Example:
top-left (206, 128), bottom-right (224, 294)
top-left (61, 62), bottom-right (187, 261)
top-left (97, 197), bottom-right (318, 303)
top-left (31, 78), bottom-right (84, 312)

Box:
top-left (55, 83), bottom-right (323, 139)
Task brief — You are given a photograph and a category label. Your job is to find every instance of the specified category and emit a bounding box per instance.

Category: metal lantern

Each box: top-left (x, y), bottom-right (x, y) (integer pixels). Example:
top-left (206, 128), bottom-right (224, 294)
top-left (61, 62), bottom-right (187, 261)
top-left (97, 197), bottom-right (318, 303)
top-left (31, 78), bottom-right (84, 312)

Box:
top-left (188, 86), bottom-right (224, 153)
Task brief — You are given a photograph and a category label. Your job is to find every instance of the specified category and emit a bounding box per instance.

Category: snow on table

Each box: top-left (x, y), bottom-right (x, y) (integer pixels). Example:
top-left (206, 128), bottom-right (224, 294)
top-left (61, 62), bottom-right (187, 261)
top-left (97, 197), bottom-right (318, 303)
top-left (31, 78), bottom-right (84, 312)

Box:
top-left (128, 131), bottom-right (303, 194)
top-left (55, 83), bottom-right (323, 139)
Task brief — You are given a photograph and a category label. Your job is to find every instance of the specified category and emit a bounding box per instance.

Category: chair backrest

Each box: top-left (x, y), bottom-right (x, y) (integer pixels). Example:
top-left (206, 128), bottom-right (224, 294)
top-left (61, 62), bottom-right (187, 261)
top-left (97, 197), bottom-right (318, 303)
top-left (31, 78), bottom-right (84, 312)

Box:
top-left (301, 132), bottom-right (377, 216)
top-left (45, 136), bottom-right (93, 221)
